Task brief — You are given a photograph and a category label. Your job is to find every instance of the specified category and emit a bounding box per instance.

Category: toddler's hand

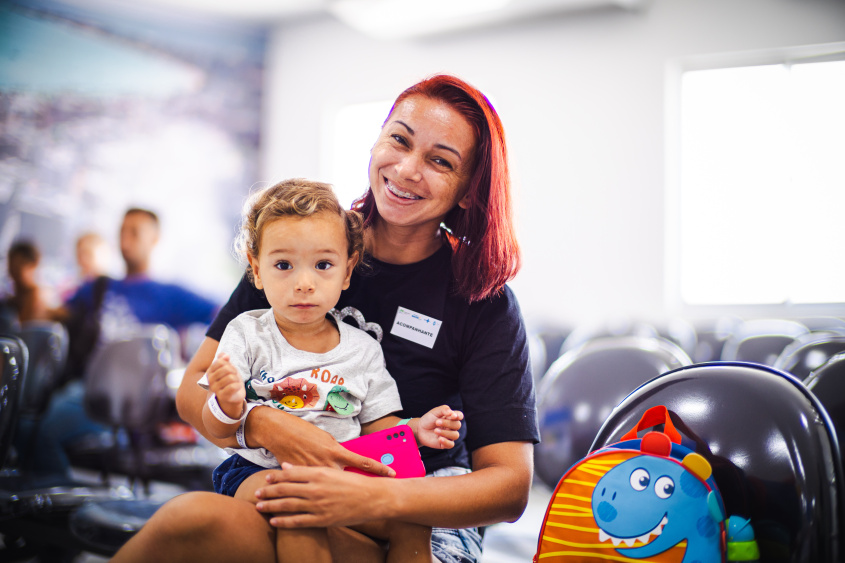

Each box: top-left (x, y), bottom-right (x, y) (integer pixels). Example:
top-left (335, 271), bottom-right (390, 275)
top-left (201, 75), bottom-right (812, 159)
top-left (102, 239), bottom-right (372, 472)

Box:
top-left (416, 405), bottom-right (463, 450)
top-left (207, 353), bottom-right (245, 419)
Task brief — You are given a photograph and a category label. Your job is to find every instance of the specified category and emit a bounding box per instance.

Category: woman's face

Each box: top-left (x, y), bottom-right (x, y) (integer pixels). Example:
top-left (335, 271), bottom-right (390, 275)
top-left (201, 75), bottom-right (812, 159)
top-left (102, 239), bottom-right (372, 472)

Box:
top-left (368, 95), bottom-right (477, 233)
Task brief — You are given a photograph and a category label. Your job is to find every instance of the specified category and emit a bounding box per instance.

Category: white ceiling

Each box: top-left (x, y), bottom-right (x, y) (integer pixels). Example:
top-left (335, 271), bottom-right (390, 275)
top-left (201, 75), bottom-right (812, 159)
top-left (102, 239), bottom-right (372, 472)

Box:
top-left (49, 0), bottom-right (645, 34)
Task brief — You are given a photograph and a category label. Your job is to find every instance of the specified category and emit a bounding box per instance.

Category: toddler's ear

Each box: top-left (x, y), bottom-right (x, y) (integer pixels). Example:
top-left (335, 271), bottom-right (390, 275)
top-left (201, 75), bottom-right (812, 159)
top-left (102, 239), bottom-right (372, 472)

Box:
top-left (343, 252), bottom-right (357, 290)
top-left (247, 254), bottom-right (263, 289)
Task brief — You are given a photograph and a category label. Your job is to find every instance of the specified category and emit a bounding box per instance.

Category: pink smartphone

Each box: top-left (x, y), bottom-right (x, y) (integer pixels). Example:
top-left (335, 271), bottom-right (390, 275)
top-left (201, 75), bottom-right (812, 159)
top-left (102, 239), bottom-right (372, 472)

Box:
top-left (341, 425), bottom-right (426, 478)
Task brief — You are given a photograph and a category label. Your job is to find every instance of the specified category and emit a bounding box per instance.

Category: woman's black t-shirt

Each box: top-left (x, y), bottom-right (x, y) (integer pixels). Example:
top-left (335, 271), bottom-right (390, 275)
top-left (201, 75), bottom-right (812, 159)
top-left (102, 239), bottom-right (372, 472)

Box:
top-left (207, 244), bottom-right (539, 472)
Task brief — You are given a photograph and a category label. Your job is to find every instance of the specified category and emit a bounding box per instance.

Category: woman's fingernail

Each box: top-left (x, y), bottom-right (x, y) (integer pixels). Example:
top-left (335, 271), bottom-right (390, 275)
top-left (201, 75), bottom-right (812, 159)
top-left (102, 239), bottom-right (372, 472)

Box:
top-left (256, 502), bottom-right (263, 510)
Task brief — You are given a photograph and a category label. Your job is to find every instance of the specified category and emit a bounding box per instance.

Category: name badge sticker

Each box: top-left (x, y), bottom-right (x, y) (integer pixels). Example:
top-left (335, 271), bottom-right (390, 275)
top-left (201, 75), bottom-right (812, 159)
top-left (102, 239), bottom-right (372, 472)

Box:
top-left (390, 307), bottom-right (442, 349)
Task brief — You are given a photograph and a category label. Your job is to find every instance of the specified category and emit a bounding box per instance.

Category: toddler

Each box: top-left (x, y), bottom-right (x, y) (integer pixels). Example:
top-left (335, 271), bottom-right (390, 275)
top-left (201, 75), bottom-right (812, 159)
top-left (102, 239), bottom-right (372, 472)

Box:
top-left (200, 178), bottom-right (463, 563)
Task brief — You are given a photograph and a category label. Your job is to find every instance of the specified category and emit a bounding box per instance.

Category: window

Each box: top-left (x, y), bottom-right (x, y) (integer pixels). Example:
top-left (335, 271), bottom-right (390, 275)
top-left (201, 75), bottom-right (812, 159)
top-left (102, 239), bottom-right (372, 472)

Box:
top-left (322, 100), bottom-right (393, 210)
top-left (667, 43), bottom-right (845, 309)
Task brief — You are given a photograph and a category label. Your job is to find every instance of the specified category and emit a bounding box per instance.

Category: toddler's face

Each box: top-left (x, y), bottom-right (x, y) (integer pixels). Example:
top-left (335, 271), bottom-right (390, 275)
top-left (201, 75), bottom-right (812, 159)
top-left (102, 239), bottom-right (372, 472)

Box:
top-left (250, 211), bottom-right (354, 332)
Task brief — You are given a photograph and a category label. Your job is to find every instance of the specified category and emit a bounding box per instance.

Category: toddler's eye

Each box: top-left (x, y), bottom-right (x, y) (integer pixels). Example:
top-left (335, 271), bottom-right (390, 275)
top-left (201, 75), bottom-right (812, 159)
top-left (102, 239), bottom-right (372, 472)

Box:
top-left (316, 261), bottom-right (333, 271)
top-left (275, 261), bottom-right (292, 270)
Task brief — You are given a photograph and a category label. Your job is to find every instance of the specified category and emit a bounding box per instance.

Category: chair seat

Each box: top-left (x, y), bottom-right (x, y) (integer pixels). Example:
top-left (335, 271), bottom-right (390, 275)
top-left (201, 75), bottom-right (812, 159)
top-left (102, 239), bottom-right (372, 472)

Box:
top-left (0, 473), bottom-right (134, 519)
top-left (69, 499), bottom-right (164, 556)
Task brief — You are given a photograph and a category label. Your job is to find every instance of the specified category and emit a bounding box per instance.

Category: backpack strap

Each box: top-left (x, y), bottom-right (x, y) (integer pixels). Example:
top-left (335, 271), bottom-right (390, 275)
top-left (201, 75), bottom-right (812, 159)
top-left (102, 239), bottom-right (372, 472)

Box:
top-left (621, 404), bottom-right (682, 444)
top-left (91, 275), bottom-right (110, 313)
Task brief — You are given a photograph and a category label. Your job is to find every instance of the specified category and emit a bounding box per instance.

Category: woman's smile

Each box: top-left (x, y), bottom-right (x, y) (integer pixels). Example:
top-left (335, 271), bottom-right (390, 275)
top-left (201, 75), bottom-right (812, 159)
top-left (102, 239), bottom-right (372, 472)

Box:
top-left (385, 178), bottom-right (422, 201)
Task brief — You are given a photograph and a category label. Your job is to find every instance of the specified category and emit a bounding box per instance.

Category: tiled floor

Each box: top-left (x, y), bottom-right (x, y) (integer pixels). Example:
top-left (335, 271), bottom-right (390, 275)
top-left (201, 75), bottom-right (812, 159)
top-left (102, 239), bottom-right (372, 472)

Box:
top-left (479, 482), bottom-right (553, 562)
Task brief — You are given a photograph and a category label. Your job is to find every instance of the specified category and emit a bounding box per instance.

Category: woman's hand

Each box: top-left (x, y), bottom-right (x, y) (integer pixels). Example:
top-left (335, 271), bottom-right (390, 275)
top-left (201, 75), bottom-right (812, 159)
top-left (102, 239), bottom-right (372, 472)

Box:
top-left (253, 441), bottom-right (534, 531)
top-left (245, 406), bottom-right (396, 477)
top-left (254, 463), bottom-right (392, 529)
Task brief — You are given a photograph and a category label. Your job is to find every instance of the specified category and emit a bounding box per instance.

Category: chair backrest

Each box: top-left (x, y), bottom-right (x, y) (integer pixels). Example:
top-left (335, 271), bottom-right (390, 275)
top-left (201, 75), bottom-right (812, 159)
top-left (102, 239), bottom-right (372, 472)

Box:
top-left (721, 318), bottom-right (809, 366)
top-left (805, 352), bottom-right (845, 471)
top-left (526, 331), bottom-right (546, 384)
top-left (653, 317), bottom-right (698, 359)
top-left (17, 321), bottom-right (69, 419)
top-left (558, 319), bottom-right (658, 356)
top-left (798, 316), bottom-right (845, 334)
top-left (774, 333), bottom-right (845, 381)
top-left (591, 362), bottom-right (843, 563)
top-left (0, 334), bottom-right (27, 468)
top-left (83, 324), bottom-right (180, 432)
top-left (691, 316), bottom-right (743, 363)
top-left (534, 336), bottom-right (691, 489)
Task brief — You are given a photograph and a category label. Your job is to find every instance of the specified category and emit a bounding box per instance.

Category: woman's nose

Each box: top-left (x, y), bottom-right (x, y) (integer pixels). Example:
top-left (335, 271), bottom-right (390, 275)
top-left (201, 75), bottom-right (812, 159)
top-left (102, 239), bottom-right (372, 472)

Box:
top-left (395, 152), bottom-right (423, 183)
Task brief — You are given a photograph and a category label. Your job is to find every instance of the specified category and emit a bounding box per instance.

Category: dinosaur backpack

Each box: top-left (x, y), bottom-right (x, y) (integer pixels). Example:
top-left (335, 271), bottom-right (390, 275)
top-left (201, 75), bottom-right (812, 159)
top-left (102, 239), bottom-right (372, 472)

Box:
top-left (534, 405), bottom-right (760, 563)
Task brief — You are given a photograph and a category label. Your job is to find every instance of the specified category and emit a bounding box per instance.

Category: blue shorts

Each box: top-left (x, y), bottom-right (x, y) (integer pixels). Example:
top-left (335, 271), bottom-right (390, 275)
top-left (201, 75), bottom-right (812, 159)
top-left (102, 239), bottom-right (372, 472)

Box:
top-left (212, 458), bottom-right (482, 563)
top-left (212, 454), bottom-right (267, 496)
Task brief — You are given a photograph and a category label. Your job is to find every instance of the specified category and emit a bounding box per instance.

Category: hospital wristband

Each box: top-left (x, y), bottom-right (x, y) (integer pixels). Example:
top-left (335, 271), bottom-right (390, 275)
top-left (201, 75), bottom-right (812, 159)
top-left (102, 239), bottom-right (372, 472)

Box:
top-left (397, 418), bottom-right (412, 427)
top-left (236, 402), bottom-right (261, 449)
top-left (207, 395), bottom-right (247, 425)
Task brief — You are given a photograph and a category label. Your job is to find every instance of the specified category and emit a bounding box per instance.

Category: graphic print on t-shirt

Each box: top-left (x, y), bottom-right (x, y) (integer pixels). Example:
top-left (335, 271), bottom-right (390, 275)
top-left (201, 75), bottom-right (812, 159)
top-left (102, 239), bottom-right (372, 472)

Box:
top-left (324, 385), bottom-right (355, 415)
top-left (269, 377), bottom-right (320, 409)
top-left (250, 367), bottom-right (356, 415)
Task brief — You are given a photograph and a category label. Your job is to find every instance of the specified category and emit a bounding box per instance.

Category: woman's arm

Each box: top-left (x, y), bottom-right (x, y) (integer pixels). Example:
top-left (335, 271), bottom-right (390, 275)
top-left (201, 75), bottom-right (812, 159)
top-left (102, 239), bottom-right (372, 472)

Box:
top-left (176, 336), bottom-right (394, 475)
top-left (255, 440), bottom-right (534, 529)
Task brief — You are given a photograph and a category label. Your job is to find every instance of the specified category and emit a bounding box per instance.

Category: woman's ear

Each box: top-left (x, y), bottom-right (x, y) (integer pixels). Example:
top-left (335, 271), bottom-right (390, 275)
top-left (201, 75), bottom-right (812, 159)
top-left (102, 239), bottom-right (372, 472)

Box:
top-left (458, 193), bottom-right (471, 210)
top-left (343, 252), bottom-right (357, 290)
top-left (247, 253), bottom-right (263, 290)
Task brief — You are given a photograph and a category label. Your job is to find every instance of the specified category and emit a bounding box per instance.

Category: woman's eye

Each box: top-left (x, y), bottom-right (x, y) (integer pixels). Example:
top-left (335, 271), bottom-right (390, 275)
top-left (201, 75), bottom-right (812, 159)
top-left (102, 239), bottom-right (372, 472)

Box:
top-left (391, 134), bottom-right (408, 146)
top-left (275, 261), bottom-right (292, 271)
top-left (316, 261), bottom-right (333, 271)
top-left (432, 157), bottom-right (453, 170)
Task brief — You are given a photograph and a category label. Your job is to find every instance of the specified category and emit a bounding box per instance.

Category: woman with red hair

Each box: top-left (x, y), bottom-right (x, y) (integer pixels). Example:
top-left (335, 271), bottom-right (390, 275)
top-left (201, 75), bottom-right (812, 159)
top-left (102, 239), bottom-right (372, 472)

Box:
top-left (114, 74), bottom-right (537, 563)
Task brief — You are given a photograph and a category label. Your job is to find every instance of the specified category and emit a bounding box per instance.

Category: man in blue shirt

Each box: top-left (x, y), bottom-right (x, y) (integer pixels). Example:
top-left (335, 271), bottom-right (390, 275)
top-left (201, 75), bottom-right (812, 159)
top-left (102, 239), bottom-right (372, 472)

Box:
top-left (18, 208), bottom-right (219, 477)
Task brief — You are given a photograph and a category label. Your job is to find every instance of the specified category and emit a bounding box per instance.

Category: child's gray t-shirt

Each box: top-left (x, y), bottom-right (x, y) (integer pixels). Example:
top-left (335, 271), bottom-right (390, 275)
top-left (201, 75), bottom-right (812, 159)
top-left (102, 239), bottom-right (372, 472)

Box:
top-left (199, 308), bottom-right (402, 468)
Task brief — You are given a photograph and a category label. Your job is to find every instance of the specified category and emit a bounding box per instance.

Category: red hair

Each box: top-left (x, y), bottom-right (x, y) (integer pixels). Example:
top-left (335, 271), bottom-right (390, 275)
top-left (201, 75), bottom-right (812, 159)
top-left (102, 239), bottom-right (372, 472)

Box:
top-left (353, 74), bottom-right (521, 302)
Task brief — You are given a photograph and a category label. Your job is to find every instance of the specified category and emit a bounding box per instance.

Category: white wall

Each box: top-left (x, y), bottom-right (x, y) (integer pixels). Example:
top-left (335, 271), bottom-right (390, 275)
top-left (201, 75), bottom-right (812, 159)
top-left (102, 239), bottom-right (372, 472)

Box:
top-left (260, 0), bottom-right (845, 331)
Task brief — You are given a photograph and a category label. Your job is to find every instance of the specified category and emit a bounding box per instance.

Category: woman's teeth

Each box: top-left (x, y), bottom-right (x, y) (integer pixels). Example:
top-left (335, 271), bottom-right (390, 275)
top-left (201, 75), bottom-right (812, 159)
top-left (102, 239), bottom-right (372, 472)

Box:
top-left (387, 181), bottom-right (422, 200)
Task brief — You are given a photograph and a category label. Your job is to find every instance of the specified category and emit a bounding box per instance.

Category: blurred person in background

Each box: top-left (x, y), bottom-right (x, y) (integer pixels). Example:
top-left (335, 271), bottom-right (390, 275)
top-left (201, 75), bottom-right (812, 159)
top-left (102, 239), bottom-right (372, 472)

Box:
top-left (15, 207), bottom-right (220, 477)
top-left (0, 240), bottom-right (60, 330)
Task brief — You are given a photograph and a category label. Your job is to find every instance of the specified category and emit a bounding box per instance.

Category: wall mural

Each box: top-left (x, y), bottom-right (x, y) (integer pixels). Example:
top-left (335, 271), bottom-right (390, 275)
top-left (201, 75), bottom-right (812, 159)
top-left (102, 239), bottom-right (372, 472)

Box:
top-left (0, 0), bottom-right (266, 303)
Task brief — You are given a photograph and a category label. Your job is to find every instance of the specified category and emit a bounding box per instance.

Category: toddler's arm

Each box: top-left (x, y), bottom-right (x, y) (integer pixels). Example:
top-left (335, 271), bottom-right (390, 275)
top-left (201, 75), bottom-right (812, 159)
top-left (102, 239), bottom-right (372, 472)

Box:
top-left (202, 352), bottom-right (248, 439)
top-left (361, 406), bottom-right (463, 450)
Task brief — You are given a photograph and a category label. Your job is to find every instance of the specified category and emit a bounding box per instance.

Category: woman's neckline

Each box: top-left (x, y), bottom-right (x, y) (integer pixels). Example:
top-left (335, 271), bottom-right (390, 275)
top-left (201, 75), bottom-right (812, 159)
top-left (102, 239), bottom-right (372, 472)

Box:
top-left (365, 243), bottom-right (450, 272)
top-left (364, 222), bottom-right (447, 265)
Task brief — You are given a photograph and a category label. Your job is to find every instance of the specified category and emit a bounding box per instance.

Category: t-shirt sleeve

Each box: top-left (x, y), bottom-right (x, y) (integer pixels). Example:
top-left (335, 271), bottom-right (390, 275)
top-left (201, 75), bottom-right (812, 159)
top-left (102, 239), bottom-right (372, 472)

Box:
top-left (166, 285), bottom-right (219, 328)
top-left (207, 273), bottom-right (269, 342)
top-left (458, 286), bottom-right (539, 452)
top-left (198, 316), bottom-right (252, 390)
top-left (356, 336), bottom-right (403, 425)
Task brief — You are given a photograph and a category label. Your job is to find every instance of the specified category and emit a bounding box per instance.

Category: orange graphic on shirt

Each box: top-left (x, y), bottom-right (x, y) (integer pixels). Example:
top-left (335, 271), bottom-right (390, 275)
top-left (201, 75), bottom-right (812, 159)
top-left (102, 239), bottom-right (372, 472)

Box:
top-left (269, 377), bottom-right (320, 409)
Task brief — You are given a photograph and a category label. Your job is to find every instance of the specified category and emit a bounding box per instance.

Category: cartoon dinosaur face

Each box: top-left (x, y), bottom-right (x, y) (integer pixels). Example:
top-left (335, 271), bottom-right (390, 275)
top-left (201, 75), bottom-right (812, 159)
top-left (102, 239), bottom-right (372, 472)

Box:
top-left (591, 454), bottom-right (720, 562)
top-left (324, 385), bottom-right (355, 415)
top-left (269, 377), bottom-right (320, 409)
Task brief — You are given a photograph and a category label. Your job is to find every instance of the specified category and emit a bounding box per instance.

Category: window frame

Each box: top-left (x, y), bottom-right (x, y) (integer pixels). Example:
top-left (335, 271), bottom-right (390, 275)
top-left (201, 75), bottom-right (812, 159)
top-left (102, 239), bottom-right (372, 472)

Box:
top-left (664, 41), bottom-right (845, 319)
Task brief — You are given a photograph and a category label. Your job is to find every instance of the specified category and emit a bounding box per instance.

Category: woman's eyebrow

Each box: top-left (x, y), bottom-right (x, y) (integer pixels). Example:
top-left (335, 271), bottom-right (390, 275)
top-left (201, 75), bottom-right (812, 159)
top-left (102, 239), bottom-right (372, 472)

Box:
top-left (394, 120), bottom-right (462, 161)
